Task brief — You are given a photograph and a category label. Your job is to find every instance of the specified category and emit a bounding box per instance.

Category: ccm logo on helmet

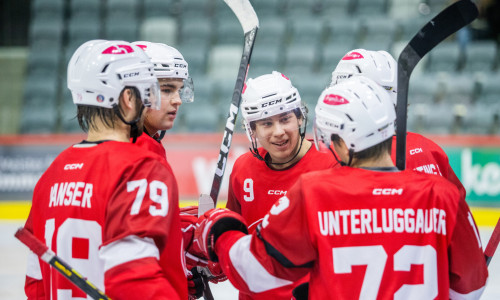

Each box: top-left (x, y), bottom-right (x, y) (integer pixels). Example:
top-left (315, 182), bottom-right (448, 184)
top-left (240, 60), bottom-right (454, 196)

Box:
top-left (409, 148), bottom-right (423, 155)
top-left (64, 163), bottom-right (84, 170)
top-left (373, 188), bottom-right (403, 195)
top-left (174, 63), bottom-right (187, 68)
top-left (102, 45), bottom-right (134, 54)
top-left (123, 72), bottom-right (140, 78)
top-left (262, 99), bottom-right (282, 107)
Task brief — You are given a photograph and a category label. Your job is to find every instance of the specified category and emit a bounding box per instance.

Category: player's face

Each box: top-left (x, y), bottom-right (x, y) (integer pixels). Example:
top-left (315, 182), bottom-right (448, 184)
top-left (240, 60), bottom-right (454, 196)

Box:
top-left (253, 112), bottom-right (302, 163)
top-left (144, 78), bottom-right (183, 133)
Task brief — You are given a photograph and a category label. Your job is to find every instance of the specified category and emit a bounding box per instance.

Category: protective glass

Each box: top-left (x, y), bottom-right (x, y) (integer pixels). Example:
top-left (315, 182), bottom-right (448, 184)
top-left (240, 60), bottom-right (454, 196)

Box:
top-left (313, 119), bottom-right (331, 153)
top-left (180, 76), bottom-right (194, 103)
top-left (143, 81), bottom-right (161, 110)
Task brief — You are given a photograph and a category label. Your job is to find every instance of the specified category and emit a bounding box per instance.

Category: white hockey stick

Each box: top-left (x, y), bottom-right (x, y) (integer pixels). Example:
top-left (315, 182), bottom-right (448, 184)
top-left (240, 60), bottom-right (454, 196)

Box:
top-left (198, 0), bottom-right (259, 216)
top-left (395, 0), bottom-right (478, 170)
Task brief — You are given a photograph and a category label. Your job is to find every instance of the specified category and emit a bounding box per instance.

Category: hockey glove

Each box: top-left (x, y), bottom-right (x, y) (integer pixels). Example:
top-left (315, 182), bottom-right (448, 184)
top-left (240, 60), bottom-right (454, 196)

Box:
top-left (187, 267), bottom-right (205, 300)
top-left (180, 206), bottom-right (209, 269)
top-left (192, 208), bottom-right (248, 262)
top-left (181, 206), bottom-right (228, 283)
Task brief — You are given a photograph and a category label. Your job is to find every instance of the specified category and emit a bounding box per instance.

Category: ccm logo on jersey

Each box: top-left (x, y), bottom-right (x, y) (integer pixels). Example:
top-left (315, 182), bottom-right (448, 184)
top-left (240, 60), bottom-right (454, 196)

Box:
top-left (261, 99), bottom-right (282, 107)
top-left (64, 163), bottom-right (84, 170)
top-left (268, 190), bottom-right (287, 196)
top-left (409, 148), bottom-right (423, 155)
top-left (373, 188), bottom-right (403, 195)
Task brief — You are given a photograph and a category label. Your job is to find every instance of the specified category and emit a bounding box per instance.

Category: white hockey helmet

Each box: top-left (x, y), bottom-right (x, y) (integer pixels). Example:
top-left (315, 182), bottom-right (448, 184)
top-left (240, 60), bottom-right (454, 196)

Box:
top-left (67, 40), bottom-right (160, 110)
top-left (330, 49), bottom-right (397, 106)
top-left (241, 71), bottom-right (306, 141)
top-left (132, 41), bottom-right (194, 103)
top-left (314, 76), bottom-right (396, 153)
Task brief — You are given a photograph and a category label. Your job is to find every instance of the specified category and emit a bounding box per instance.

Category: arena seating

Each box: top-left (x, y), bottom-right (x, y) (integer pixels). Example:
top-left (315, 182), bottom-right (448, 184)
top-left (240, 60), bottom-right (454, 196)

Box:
top-left (20, 0), bottom-right (500, 135)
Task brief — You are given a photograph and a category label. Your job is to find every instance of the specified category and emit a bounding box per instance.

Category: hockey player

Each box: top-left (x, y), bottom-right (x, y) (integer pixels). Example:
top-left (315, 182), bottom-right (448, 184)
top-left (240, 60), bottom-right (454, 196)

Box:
top-left (225, 71), bottom-right (338, 299)
top-left (23, 40), bottom-right (187, 299)
top-left (187, 76), bottom-right (488, 299)
top-left (131, 41), bottom-right (194, 156)
top-left (131, 41), bottom-right (224, 298)
top-left (330, 49), bottom-right (466, 199)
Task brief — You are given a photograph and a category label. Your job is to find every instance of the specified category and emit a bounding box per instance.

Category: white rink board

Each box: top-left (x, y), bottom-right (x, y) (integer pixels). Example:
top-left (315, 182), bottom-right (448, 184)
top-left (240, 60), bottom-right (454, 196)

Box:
top-left (1, 221), bottom-right (498, 299)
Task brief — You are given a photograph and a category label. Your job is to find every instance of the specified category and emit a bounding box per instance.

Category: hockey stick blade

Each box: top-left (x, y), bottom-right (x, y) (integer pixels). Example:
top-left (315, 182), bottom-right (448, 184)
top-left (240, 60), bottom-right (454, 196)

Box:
top-left (15, 227), bottom-right (110, 300)
top-left (395, 0), bottom-right (478, 170)
top-left (200, 0), bottom-right (259, 216)
top-left (485, 217), bottom-right (500, 266)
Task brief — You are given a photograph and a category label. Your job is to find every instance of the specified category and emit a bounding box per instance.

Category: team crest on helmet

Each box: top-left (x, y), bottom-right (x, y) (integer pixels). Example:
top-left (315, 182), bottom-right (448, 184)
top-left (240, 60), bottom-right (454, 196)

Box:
top-left (323, 94), bottom-right (349, 105)
top-left (102, 45), bottom-right (134, 54)
top-left (342, 52), bottom-right (364, 60)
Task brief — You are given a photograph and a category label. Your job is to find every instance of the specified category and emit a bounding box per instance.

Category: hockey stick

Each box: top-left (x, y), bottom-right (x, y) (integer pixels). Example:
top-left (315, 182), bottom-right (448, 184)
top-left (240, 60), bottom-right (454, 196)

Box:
top-left (395, 0), bottom-right (478, 170)
top-left (198, 0), bottom-right (259, 215)
top-left (14, 227), bottom-right (109, 300)
top-left (485, 217), bottom-right (500, 266)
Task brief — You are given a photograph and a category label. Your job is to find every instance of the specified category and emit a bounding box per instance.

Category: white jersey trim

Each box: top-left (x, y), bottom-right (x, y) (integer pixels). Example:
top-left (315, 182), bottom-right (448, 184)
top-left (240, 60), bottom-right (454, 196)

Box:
top-left (229, 235), bottom-right (293, 293)
top-left (99, 235), bottom-right (159, 272)
top-left (26, 251), bottom-right (42, 280)
top-left (449, 285), bottom-right (486, 300)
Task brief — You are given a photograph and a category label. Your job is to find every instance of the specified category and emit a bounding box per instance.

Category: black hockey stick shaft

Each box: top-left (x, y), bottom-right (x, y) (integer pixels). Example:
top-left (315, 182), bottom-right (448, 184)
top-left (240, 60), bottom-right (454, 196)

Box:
top-left (199, 0), bottom-right (259, 215)
top-left (209, 28), bottom-right (257, 204)
top-left (485, 217), bottom-right (500, 266)
top-left (15, 227), bottom-right (110, 300)
top-left (395, 0), bottom-right (478, 170)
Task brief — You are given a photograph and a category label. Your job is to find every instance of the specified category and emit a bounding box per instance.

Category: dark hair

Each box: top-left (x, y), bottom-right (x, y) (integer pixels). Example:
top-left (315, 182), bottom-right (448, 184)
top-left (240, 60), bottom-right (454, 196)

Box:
top-left (354, 137), bottom-right (392, 161)
top-left (76, 87), bottom-right (141, 132)
top-left (249, 107), bottom-right (305, 131)
top-left (331, 135), bottom-right (392, 162)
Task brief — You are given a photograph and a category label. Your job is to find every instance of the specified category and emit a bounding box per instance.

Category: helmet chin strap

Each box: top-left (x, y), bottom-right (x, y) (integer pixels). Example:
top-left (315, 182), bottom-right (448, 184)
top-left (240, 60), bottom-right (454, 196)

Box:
top-left (327, 140), bottom-right (354, 167)
top-left (113, 104), bottom-right (145, 143)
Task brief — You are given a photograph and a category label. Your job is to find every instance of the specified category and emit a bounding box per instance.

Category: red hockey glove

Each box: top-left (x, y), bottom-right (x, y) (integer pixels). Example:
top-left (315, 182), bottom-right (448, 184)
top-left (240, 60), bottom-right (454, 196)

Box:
top-left (192, 208), bottom-right (248, 262)
top-left (180, 206), bottom-right (208, 269)
top-left (206, 261), bottom-right (227, 283)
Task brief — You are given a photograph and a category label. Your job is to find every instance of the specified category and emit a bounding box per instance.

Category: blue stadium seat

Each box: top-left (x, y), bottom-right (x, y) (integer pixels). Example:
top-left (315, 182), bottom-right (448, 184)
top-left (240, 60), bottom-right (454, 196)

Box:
top-left (324, 17), bottom-right (362, 50)
top-left (462, 41), bottom-right (498, 73)
top-left (425, 42), bottom-right (462, 73)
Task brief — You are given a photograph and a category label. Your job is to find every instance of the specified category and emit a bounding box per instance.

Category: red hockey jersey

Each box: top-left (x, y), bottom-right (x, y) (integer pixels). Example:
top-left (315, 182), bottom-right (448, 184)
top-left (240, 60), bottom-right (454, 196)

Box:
top-left (227, 144), bottom-right (338, 232)
top-left (24, 141), bottom-right (187, 300)
top-left (226, 144), bottom-right (338, 299)
top-left (133, 132), bottom-right (167, 158)
top-left (391, 132), bottom-right (466, 199)
top-left (217, 167), bottom-right (488, 299)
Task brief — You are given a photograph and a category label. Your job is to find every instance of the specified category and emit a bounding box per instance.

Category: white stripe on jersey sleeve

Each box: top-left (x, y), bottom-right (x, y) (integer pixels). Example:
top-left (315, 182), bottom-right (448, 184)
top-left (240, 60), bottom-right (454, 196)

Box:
top-left (229, 235), bottom-right (293, 293)
top-left (26, 252), bottom-right (42, 280)
top-left (99, 235), bottom-right (159, 272)
top-left (449, 285), bottom-right (486, 300)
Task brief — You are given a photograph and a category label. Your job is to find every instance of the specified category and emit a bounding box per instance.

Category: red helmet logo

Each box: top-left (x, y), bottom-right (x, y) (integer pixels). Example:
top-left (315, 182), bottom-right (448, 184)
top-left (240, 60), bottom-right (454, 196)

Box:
top-left (135, 44), bottom-right (148, 50)
top-left (102, 45), bottom-right (135, 54)
top-left (281, 73), bottom-right (290, 80)
top-left (323, 94), bottom-right (349, 105)
top-left (242, 83), bottom-right (247, 94)
top-left (342, 52), bottom-right (364, 60)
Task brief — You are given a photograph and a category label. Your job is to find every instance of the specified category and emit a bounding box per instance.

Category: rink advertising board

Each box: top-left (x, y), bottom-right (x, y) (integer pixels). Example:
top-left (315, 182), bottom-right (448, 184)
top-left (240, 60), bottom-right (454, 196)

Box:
top-left (1, 134), bottom-right (500, 207)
